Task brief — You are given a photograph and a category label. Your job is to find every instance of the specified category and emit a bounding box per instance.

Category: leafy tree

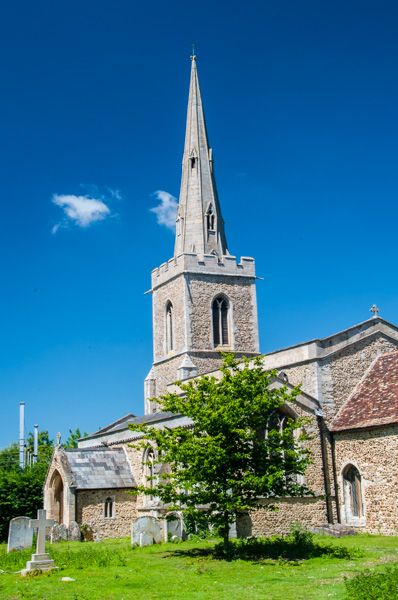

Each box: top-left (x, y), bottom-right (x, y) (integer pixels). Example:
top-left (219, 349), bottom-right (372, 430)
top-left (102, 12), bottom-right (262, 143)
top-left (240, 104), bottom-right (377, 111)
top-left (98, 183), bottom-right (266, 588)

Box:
top-left (0, 427), bottom-right (86, 541)
top-left (0, 460), bottom-right (49, 541)
top-left (26, 430), bottom-right (54, 464)
top-left (0, 443), bottom-right (20, 471)
top-left (129, 354), bottom-right (311, 550)
top-left (64, 428), bottom-right (87, 449)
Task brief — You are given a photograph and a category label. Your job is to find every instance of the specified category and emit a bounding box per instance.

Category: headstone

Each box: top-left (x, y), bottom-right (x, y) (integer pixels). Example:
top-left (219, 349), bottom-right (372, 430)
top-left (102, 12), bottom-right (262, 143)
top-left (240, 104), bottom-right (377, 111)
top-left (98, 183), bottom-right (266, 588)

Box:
top-left (139, 532), bottom-right (153, 547)
top-left (165, 514), bottom-right (185, 541)
top-left (21, 509), bottom-right (56, 576)
top-left (229, 521), bottom-right (237, 539)
top-left (50, 523), bottom-right (68, 543)
top-left (131, 516), bottom-right (161, 546)
top-left (7, 517), bottom-right (33, 552)
top-left (68, 521), bottom-right (81, 541)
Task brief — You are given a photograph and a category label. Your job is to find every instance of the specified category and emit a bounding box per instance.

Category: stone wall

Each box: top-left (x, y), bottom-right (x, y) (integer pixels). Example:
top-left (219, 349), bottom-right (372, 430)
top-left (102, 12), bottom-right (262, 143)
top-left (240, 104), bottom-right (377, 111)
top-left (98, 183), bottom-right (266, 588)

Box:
top-left (282, 362), bottom-right (318, 398)
top-left (247, 497), bottom-right (329, 536)
top-left (321, 335), bottom-right (398, 424)
top-left (334, 425), bottom-right (398, 534)
top-left (150, 268), bottom-right (259, 404)
top-left (76, 489), bottom-right (137, 539)
top-left (152, 275), bottom-right (186, 363)
top-left (189, 274), bottom-right (258, 353)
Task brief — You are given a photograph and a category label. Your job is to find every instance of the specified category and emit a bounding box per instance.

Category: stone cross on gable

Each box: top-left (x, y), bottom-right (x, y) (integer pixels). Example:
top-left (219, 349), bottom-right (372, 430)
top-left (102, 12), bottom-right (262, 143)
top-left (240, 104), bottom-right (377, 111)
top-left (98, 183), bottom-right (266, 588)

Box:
top-left (370, 304), bottom-right (380, 318)
top-left (29, 509), bottom-right (54, 555)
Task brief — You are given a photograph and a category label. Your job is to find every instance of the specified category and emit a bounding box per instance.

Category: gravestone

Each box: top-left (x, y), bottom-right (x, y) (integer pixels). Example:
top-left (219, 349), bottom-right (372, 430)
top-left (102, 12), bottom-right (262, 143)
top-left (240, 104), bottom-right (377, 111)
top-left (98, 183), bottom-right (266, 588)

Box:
top-left (131, 516), bottom-right (162, 547)
top-left (68, 521), bottom-right (81, 541)
top-left (21, 509), bottom-right (56, 575)
top-left (165, 514), bottom-right (185, 541)
top-left (7, 517), bottom-right (33, 552)
top-left (50, 523), bottom-right (68, 543)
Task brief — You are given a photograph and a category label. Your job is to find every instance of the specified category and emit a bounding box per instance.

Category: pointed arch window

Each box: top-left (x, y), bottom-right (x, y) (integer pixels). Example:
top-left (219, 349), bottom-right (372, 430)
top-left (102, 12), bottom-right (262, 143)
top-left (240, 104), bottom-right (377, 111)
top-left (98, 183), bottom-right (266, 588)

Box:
top-left (166, 301), bottom-right (174, 352)
top-left (212, 295), bottom-right (229, 347)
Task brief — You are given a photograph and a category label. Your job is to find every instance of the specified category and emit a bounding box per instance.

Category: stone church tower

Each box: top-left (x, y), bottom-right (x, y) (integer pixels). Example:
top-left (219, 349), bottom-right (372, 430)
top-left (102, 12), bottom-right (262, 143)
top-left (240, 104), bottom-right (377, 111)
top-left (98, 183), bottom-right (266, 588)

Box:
top-left (145, 55), bottom-right (260, 413)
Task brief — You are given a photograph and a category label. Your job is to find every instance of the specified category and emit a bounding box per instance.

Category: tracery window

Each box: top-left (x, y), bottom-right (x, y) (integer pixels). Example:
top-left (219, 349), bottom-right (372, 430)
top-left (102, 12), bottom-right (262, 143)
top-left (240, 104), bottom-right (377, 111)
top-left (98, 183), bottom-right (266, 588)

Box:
top-left (166, 301), bottom-right (174, 352)
top-left (104, 497), bottom-right (114, 518)
top-left (212, 295), bottom-right (229, 347)
top-left (256, 410), bottom-right (302, 489)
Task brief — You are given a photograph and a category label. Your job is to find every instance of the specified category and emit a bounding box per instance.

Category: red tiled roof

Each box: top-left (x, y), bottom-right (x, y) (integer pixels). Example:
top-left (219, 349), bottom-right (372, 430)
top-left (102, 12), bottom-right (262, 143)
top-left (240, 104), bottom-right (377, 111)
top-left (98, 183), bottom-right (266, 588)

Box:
top-left (332, 351), bottom-right (398, 432)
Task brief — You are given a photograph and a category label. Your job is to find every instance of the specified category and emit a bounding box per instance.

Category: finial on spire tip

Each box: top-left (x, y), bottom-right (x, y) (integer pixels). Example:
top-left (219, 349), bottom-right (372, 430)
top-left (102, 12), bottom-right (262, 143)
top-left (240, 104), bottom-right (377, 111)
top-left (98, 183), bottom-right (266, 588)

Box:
top-left (191, 43), bottom-right (196, 61)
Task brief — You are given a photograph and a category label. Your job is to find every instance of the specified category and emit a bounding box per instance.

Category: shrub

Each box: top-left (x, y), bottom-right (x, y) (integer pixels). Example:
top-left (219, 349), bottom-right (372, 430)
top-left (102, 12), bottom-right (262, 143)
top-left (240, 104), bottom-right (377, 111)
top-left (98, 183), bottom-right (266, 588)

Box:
top-left (214, 525), bottom-right (361, 561)
top-left (345, 565), bottom-right (398, 599)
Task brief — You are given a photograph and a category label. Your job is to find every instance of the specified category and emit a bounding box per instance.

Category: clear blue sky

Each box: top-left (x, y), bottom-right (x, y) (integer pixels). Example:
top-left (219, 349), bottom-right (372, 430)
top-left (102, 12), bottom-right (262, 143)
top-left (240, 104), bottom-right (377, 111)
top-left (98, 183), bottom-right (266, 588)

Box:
top-left (1, 0), bottom-right (397, 447)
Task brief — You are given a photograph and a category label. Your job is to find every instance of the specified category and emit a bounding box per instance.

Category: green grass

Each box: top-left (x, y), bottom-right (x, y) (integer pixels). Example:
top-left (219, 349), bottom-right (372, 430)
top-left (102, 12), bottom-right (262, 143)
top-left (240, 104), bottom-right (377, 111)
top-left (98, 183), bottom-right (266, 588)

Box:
top-left (0, 534), bottom-right (398, 600)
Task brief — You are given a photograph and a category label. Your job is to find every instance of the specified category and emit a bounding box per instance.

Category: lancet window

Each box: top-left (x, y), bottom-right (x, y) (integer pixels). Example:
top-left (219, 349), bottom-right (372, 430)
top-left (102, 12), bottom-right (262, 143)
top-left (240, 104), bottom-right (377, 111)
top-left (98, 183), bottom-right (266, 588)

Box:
top-left (212, 295), bottom-right (229, 347)
top-left (166, 301), bottom-right (174, 352)
top-left (104, 497), bottom-right (114, 518)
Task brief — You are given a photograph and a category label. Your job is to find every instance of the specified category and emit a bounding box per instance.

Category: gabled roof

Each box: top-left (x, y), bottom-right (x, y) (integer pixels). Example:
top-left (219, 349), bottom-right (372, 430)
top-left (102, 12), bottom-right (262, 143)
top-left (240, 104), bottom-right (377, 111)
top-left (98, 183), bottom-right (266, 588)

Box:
top-left (81, 411), bottom-right (177, 441)
top-left (92, 413), bottom-right (136, 436)
top-left (332, 351), bottom-right (398, 432)
top-left (64, 447), bottom-right (135, 489)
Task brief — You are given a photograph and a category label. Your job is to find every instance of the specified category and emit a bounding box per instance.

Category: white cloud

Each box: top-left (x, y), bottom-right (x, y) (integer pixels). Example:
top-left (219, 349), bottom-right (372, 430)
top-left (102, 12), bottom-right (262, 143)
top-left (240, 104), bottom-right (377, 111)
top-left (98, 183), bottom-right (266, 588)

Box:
top-left (150, 190), bottom-right (178, 231)
top-left (107, 187), bottom-right (123, 201)
top-left (52, 194), bottom-right (111, 232)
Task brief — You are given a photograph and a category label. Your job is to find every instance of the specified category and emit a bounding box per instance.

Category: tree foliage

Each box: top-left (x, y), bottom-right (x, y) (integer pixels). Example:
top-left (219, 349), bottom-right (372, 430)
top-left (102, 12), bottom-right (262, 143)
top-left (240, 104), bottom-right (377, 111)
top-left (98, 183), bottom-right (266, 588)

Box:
top-left (129, 354), bottom-right (312, 547)
top-left (64, 428), bottom-right (87, 449)
top-left (0, 427), bottom-right (86, 541)
top-left (0, 460), bottom-right (49, 541)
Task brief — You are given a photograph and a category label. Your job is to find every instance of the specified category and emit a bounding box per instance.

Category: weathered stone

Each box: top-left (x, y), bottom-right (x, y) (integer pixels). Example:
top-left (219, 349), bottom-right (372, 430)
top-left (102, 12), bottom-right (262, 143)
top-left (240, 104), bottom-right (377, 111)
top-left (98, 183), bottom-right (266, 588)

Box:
top-left (139, 532), bottom-right (153, 547)
top-left (165, 514), bottom-right (185, 541)
top-left (21, 509), bottom-right (56, 576)
top-left (77, 489), bottom-right (137, 540)
top-left (50, 523), bottom-right (68, 543)
top-left (7, 517), bottom-right (33, 552)
top-left (131, 516), bottom-right (161, 546)
top-left (68, 521), bottom-right (81, 541)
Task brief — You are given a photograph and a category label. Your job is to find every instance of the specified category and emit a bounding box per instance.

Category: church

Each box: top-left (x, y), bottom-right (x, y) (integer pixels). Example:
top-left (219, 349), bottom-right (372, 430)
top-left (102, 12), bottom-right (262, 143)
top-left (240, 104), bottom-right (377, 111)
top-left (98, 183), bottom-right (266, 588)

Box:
top-left (44, 56), bottom-right (398, 540)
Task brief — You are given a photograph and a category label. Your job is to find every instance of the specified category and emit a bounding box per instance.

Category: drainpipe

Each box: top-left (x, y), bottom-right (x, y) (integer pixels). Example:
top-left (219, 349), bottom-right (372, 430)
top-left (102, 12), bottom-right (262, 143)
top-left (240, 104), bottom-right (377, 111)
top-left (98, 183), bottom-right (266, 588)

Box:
top-left (330, 431), bottom-right (341, 524)
top-left (316, 412), bottom-right (333, 524)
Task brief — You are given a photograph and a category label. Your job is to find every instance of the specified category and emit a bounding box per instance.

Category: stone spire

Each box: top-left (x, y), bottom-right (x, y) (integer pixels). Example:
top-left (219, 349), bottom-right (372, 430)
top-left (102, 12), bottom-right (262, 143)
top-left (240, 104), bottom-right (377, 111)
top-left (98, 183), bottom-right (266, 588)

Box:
top-left (174, 55), bottom-right (228, 257)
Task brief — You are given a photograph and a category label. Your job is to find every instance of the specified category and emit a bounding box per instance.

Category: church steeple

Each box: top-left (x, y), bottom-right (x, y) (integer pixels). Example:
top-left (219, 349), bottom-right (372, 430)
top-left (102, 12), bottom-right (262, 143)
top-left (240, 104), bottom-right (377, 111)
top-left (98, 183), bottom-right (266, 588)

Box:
top-left (174, 55), bottom-right (228, 257)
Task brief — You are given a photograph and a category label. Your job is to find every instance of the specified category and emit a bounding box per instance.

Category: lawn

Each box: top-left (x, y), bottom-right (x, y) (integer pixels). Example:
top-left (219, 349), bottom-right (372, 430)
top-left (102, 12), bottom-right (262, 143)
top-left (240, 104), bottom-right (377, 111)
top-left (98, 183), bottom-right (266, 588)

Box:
top-left (0, 534), bottom-right (398, 600)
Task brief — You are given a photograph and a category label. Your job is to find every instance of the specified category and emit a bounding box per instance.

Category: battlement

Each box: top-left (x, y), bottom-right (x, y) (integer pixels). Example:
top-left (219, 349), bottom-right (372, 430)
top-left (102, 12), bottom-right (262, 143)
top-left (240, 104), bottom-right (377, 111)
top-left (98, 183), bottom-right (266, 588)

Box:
top-left (151, 252), bottom-right (256, 290)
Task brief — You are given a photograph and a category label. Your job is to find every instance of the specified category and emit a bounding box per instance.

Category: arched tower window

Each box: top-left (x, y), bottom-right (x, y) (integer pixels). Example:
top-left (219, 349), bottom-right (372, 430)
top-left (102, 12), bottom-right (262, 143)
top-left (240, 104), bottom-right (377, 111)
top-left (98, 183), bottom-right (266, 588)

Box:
top-left (104, 497), bottom-right (114, 518)
top-left (212, 295), bottom-right (229, 347)
top-left (166, 301), bottom-right (174, 352)
top-left (343, 464), bottom-right (363, 518)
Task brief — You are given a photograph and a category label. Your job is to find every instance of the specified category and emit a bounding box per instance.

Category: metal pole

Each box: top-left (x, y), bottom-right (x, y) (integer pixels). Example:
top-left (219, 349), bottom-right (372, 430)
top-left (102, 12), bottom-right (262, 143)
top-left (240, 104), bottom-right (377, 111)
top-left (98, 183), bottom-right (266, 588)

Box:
top-left (33, 424), bottom-right (39, 464)
top-left (19, 402), bottom-right (25, 469)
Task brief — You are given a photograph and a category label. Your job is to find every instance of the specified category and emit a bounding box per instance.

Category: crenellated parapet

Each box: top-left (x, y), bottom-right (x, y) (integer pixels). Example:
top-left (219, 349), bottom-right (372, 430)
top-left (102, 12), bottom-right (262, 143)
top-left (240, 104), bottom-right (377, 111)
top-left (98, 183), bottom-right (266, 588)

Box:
top-left (151, 252), bottom-right (256, 290)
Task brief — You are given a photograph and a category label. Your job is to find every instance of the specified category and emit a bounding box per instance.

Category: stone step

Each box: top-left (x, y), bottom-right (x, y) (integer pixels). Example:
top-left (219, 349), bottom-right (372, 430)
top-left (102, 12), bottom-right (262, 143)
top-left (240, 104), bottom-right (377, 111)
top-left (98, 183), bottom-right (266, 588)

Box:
top-left (310, 524), bottom-right (358, 537)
